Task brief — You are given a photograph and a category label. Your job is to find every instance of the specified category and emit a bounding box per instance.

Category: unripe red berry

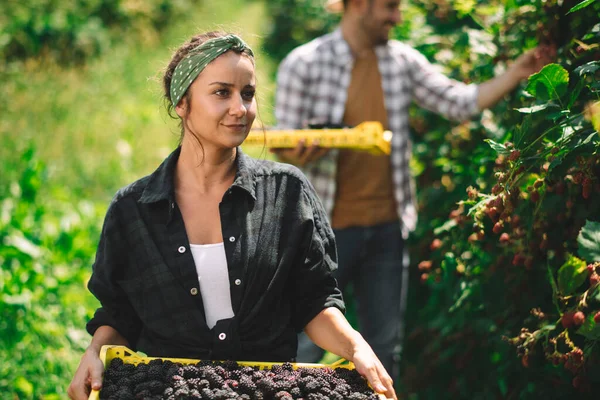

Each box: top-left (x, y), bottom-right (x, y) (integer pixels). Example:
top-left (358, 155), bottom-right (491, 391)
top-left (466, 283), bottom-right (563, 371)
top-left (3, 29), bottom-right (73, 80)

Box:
top-left (430, 238), bottom-right (442, 251)
top-left (594, 312), bottom-right (600, 324)
top-left (530, 191), bottom-right (540, 203)
top-left (590, 273), bottom-right (600, 286)
top-left (508, 149), bottom-right (521, 161)
top-left (573, 311), bottom-right (586, 326)
top-left (562, 312), bottom-right (574, 328)
top-left (512, 254), bottom-right (525, 266)
top-left (499, 233), bottom-right (510, 243)
top-left (418, 260), bottom-right (432, 271)
top-left (493, 221), bottom-right (504, 234)
top-left (420, 273), bottom-right (429, 283)
top-left (583, 184), bottom-right (591, 199)
top-left (468, 233), bottom-right (478, 243)
top-left (588, 264), bottom-right (596, 275)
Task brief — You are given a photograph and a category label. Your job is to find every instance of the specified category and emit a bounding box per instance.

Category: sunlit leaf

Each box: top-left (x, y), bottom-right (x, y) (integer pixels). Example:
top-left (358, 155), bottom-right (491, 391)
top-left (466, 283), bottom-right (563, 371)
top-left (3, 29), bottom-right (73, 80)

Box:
top-left (484, 139), bottom-right (510, 155)
top-left (576, 314), bottom-right (600, 339)
top-left (557, 254), bottom-right (588, 295)
top-left (14, 377), bottom-right (33, 397)
top-left (525, 64), bottom-right (569, 101)
top-left (573, 61), bottom-right (600, 76)
top-left (578, 220), bottom-right (600, 262)
top-left (515, 103), bottom-right (557, 113)
top-left (567, 0), bottom-right (598, 14)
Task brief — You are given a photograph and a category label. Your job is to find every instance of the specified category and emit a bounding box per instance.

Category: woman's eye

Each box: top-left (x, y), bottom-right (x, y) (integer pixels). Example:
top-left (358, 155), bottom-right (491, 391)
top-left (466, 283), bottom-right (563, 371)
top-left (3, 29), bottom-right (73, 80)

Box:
top-left (242, 91), bottom-right (255, 100)
top-left (215, 89), bottom-right (229, 97)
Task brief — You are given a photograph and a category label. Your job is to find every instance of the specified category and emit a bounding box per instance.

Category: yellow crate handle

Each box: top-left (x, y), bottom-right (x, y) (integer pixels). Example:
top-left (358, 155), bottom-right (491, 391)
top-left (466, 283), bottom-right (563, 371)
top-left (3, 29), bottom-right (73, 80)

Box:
top-left (243, 121), bottom-right (393, 156)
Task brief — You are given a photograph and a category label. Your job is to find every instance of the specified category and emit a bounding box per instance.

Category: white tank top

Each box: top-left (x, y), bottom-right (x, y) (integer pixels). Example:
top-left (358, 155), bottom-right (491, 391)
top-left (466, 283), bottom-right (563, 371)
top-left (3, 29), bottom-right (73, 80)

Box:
top-left (189, 242), bottom-right (235, 329)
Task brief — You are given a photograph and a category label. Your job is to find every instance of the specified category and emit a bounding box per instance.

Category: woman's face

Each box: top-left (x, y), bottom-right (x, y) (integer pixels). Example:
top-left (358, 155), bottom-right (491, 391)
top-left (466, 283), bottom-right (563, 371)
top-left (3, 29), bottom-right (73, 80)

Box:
top-left (176, 51), bottom-right (257, 151)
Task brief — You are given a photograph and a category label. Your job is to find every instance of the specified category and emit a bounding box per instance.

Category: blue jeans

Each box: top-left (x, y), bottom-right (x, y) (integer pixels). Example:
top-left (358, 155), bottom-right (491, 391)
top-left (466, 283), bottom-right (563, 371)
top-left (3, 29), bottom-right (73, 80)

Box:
top-left (297, 221), bottom-right (408, 379)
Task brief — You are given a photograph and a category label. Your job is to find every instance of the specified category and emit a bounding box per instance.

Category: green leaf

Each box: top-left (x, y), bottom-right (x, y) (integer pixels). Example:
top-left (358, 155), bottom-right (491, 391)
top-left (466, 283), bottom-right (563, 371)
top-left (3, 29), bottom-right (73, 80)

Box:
top-left (484, 139), bottom-right (510, 155)
top-left (576, 314), bottom-right (600, 340)
top-left (568, 78), bottom-right (586, 109)
top-left (557, 254), bottom-right (588, 295)
top-left (574, 61), bottom-right (600, 76)
top-left (14, 377), bottom-right (33, 397)
top-left (433, 218), bottom-right (457, 235)
top-left (578, 220), bottom-right (600, 262)
top-left (525, 64), bottom-right (569, 101)
top-left (515, 103), bottom-right (558, 113)
top-left (567, 0), bottom-right (598, 14)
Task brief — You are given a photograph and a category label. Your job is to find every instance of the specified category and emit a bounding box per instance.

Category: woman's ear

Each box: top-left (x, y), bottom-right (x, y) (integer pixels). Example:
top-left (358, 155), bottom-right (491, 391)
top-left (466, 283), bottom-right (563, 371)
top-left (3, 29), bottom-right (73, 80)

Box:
top-left (175, 98), bottom-right (186, 118)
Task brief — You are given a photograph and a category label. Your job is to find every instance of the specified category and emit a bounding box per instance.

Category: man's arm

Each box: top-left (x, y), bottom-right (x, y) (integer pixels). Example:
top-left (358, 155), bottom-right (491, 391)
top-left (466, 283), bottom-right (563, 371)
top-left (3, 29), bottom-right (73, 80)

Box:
top-left (477, 45), bottom-right (557, 110)
top-left (406, 43), bottom-right (556, 122)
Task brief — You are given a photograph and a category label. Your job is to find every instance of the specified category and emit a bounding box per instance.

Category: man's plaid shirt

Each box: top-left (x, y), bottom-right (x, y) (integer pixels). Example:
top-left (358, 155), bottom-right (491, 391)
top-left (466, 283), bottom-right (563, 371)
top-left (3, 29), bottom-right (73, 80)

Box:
top-left (275, 28), bottom-right (480, 237)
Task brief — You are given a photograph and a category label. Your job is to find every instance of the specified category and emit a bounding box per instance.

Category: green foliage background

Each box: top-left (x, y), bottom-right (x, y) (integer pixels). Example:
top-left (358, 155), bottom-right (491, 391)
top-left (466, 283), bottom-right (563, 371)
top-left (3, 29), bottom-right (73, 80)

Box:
top-left (2, 0), bottom-right (599, 398)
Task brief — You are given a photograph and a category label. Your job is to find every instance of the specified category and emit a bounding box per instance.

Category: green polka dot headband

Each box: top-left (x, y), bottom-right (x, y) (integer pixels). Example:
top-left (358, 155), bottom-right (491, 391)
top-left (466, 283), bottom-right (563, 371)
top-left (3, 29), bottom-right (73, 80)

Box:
top-left (170, 34), bottom-right (254, 106)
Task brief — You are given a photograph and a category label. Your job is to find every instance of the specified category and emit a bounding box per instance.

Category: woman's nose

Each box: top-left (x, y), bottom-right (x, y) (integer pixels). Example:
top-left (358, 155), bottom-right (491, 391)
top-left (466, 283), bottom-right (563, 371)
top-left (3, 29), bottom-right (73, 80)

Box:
top-left (229, 95), bottom-right (247, 117)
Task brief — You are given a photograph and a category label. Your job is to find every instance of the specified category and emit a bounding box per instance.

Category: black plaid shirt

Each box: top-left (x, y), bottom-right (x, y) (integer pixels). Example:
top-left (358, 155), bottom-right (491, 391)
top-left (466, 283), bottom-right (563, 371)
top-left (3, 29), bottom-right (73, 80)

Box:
top-left (86, 147), bottom-right (344, 362)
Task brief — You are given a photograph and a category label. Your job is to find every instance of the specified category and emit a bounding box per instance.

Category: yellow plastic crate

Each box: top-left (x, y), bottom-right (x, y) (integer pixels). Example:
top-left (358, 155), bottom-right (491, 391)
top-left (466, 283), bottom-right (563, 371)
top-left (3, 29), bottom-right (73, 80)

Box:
top-left (89, 345), bottom-right (389, 399)
top-left (242, 121), bottom-right (393, 155)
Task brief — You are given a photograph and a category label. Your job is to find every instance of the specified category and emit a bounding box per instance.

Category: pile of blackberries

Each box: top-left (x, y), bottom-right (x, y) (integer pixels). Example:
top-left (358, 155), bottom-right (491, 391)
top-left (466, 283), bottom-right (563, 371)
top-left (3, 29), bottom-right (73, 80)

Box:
top-left (100, 357), bottom-right (382, 399)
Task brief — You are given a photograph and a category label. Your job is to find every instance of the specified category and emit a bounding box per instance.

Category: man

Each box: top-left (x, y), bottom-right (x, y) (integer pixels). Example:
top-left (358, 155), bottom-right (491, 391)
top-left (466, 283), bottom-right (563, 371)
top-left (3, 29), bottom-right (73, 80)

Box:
top-left (273, 0), bottom-right (554, 379)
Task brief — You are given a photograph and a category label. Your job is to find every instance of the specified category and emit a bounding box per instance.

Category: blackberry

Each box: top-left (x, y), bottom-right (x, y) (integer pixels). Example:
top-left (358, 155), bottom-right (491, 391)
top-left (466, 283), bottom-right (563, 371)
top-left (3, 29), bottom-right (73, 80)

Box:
top-left (201, 388), bottom-right (216, 400)
top-left (290, 387), bottom-right (302, 398)
top-left (99, 384), bottom-right (119, 399)
top-left (237, 376), bottom-right (257, 395)
top-left (347, 393), bottom-right (368, 400)
top-left (147, 358), bottom-right (164, 367)
top-left (112, 388), bottom-right (134, 400)
top-left (223, 360), bottom-right (240, 371)
top-left (136, 363), bottom-right (150, 374)
top-left (134, 389), bottom-right (152, 399)
top-left (281, 362), bottom-right (294, 372)
top-left (147, 380), bottom-right (166, 394)
top-left (129, 371), bottom-right (147, 386)
top-left (179, 365), bottom-right (200, 379)
top-left (147, 365), bottom-right (165, 381)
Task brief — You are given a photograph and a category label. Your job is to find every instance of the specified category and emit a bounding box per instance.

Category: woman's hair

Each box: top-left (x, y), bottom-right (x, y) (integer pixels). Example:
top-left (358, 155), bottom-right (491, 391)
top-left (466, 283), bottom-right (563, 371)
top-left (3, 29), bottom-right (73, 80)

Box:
top-left (162, 31), bottom-right (255, 144)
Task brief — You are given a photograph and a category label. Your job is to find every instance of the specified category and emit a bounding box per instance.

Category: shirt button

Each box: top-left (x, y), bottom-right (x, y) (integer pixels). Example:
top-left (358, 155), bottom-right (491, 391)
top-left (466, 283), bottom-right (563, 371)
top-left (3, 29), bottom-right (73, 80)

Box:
top-left (234, 279), bottom-right (242, 286)
top-left (190, 287), bottom-right (198, 296)
top-left (178, 246), bottom-right (186, 253)
top-left (229, 236), bottom-right (236, 242)
top-left (218, 333), bottom-right (227, 340)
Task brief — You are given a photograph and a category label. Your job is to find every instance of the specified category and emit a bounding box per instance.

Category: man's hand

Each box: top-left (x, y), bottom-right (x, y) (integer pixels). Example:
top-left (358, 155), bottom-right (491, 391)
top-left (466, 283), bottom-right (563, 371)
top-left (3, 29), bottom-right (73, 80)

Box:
top-left (509, 44), bottom-right (557, 81)
top-left (270, 139), bottom-right (329, 167)
top-left (477, 44), bottom-right (557, 110)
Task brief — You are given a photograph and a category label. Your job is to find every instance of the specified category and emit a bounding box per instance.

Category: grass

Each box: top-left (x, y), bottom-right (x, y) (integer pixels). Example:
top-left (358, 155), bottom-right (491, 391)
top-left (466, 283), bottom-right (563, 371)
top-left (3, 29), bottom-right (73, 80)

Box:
top-left (0, 0), bottom-right (276, 203)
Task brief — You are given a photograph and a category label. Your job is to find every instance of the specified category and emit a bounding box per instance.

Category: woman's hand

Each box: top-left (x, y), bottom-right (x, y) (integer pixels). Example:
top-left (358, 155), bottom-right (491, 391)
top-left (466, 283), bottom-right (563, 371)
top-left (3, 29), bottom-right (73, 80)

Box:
top-left (351, 341), bottom-right (397, 400)
top-left (304, 308), bottom-right (397, 399)
top-left (67, 346), bottom-right (105, 400)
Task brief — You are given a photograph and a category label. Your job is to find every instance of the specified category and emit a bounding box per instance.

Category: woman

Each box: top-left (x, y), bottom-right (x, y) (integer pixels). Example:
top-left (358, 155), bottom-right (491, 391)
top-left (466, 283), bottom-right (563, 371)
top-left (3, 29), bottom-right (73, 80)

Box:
top-left (67, 31), bottom-right (396, 400)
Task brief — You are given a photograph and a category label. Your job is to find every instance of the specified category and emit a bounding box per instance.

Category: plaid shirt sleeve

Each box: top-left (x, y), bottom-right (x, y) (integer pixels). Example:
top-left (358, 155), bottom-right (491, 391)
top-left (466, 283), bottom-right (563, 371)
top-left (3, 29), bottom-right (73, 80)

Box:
top-left (86, 200), bottom-right (142, 346)
top-left (275, 51), bottom-right (312, 129)
top-left (401, 44), bottom-right (480, 122)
